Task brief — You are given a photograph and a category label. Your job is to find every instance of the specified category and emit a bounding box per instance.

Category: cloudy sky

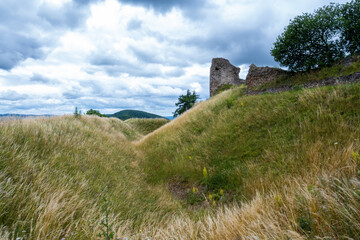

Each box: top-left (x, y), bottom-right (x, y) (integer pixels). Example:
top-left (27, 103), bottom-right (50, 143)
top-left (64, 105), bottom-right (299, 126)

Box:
top-left (0, 0), bottom-right (349, 116)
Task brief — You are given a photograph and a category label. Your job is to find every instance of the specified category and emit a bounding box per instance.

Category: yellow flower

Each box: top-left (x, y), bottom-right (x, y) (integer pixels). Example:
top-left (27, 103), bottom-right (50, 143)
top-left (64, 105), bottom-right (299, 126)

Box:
top-left (352, 151), bottom-right (360, 163)
top-left (209, 194), bottom-right (212, 200)
top-left (189, 156), bottom-right (192, 160)
top-left (192, 187), bottom-right (198, 193)
top-left (240, 102), bottom-right (244, 107)
top-left (203, 167), bottom-right (208, 180)
top-left (219, 188), bottom-right (224, 196)
top-left (212, 200), bottom-right (216, 206)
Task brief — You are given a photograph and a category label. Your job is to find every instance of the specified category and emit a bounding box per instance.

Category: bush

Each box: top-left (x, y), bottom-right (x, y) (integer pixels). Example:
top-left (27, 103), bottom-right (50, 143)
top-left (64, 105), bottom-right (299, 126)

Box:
top-left (86, 109), bottom-right (107, 117)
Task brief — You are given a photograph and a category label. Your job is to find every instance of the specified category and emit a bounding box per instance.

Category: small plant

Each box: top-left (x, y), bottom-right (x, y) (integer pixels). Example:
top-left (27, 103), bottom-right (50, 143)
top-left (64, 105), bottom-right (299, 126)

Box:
top-left (74, 107), bottom-right (81, 118)
top-left (202, 167), bottom-right (209, 190)
top-left (98, 197), bottom-right (115, 240)
top-left (187, 186), bottom-right (204, 205)
top-left (225, 95), bottom-right (237, 109)
top-left (352, 151), bottom-right (360, 164)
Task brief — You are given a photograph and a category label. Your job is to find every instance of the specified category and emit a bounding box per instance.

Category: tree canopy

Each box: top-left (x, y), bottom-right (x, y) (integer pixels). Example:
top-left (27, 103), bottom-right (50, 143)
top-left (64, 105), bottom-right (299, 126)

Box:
top-left (86, 109), bottom-right (107, 117)
top-left (173, 90), bottom-right (199, 118)
top-left (271, 0), bottom-right (359, 72)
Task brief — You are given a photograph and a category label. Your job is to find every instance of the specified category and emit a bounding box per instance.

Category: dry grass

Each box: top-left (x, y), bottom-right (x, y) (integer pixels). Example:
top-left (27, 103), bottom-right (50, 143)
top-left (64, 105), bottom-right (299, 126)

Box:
top-left (1, 84), bottom-right (360, 239)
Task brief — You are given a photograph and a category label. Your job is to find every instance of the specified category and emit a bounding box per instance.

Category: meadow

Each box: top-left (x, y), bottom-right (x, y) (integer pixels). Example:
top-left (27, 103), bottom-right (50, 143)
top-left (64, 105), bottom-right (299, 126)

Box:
top-left (1, 83), bottom-right (360, 239)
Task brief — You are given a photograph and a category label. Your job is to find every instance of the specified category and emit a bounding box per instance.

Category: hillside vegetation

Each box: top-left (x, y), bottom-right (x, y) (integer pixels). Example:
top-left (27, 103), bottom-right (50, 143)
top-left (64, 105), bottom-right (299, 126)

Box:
top-left (108, 110), bottom-right (165, 120)
top-left (1, 83), bottom-right (360, 239)
top-left (253, 53), bottom-right (360, 91)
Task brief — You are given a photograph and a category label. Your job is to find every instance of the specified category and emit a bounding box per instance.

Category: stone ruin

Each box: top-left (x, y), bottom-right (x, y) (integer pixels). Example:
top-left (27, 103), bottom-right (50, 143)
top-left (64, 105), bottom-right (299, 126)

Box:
top-left (209, 58), bottom-right (245, 97)
top-left (209, 58), bottom-right (288, 96)
top-left (245, 64), bottom-right (288, 89)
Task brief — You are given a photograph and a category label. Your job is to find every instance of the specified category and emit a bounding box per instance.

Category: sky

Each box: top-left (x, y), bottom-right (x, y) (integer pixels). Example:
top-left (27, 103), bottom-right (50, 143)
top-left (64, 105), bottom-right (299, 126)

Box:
top-left (0, 0), bottom-right (350, 116)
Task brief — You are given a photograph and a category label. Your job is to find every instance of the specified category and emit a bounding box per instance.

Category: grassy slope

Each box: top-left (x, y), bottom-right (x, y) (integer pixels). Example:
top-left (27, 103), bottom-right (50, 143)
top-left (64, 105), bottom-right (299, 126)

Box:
top-left (137, 83), bottom-right (360, 238)
top-left (125, 118), bottom-right (169, 136)
top-left (1, 84), bottom-right (360, 239)
top-left (253, 53), bottom-right (360, 90)
top-left (0, 116), bottom-right (175, 239)
top-left (139, 85), bottom-right (360, 195)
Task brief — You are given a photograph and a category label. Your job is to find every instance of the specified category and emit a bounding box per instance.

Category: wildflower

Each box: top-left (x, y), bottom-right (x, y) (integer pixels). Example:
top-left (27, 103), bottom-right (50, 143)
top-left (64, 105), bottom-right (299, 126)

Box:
top-left (192, 187), bottom-right (198, 193)
top-left (241, 102), bottom-right (244, 107)
top-left (212, 200), bottom-right (216, 206)
top-left (189, 156), bottom-right (192, 160)
top-left (203, 167), bottom-right (208, 180)
top-left (209, 194), bottom-right (212, 200)
top-left (352, 151), bottom-right (360, 163)
top-left (219, 188), bottom-right (224, 196)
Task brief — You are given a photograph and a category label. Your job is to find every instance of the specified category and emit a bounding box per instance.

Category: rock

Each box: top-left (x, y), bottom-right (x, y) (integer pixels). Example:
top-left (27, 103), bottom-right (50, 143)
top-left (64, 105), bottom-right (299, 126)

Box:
top-left (210, 58), bottom-right (245, 97)
top-left (246, 64), bottom-right (288, 89)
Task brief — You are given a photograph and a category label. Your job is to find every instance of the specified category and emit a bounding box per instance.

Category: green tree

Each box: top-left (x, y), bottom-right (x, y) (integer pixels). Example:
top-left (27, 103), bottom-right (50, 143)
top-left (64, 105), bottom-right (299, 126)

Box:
top-left (173, 90), bottom-right (199, 118)
top-left (74, 107), bottom-right (81, 118)
top-left (271, 3), bottom-right (344, 71)
top-left (86, 109), bottom-right (107, 117)
top-left (340, 0), bottom-right (360, 54)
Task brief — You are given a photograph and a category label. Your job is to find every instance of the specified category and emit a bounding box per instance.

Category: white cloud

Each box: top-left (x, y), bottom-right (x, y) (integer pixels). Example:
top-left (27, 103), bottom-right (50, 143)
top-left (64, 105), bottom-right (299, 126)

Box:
top-left (0, 0), bottom-right (351, 116)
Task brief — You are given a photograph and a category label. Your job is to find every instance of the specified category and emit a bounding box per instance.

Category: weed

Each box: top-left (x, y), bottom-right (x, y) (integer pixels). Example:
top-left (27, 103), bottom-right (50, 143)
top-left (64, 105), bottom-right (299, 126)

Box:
top-left (187, 187), bottom-right (204, 205)
top-left (98, 197), bottom-right (115, 240)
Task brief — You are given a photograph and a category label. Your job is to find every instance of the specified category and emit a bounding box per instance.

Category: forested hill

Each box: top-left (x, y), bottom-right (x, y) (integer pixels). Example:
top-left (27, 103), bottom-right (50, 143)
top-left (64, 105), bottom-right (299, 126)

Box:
top-left (108, 109), bottom-right (165, 120)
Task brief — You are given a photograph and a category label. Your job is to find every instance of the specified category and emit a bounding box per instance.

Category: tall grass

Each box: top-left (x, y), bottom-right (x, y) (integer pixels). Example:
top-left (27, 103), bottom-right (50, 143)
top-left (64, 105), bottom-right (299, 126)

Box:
top-left (0, 116), bottom-right (178, 239)
top-left (1, 83), bottom-right (360, 239)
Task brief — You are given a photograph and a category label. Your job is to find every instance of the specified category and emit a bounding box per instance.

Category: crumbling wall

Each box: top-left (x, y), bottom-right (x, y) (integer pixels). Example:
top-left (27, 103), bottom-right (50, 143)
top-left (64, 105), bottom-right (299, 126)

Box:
top-left (246, 64), bottom-right (288, 89)
top-left (209, 58), bottom-right (245, 97)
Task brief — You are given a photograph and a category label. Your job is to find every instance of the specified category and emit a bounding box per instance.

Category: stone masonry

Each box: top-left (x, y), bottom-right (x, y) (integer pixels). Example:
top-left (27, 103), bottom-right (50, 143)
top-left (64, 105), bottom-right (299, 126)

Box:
top-left (245, 64), bottom-right (288, 89)
top-left (210, 58), bottom-right (245, 97)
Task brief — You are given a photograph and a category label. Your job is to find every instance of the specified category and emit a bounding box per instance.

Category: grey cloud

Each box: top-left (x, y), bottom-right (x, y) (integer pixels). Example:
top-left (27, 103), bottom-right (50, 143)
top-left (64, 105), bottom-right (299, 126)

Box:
top-left (127, 19), bottom-right (143, 31)
top-left (130, 47), bottom-right (162, 64)
top-left (90, 55), bottom-right (120, 66)
top-left (73, 0), bottom-right (103, 5)
top-left (0, 0), bottom-right (96, 71)
top-left (89, 53), bottom-right (163, 77)
top-left (0, 31), bottom-right (44, 70)
top-left (0, 90), bottom-right (29, 101)
top-left (163, 68), bottom-right (185, 78)
top-left (38, 2), bottom-right (88, 29)
top-left (30, 74), bottom-right (53, 83)
top-left (62, 87), bottom-right (84, 99)
top-left (129, 45), bottom-right (192, 68)
top-left (79, 80), bottom-right (111, 97)
top-left (185, 28), bottom-right (278, 67)
top-left (105, 65), bottom-right (162, 78)
top-left (118, 0), bottom-right (203, 13)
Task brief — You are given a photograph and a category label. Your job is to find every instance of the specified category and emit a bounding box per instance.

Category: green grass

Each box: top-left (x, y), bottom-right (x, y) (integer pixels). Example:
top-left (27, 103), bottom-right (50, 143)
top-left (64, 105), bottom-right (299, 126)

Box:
top-left (139, 83), bottom-right (360, 200)
top-left (1, 83), bottom-right (360, 239)
top-left (125, 118), bottom-right (169, 136)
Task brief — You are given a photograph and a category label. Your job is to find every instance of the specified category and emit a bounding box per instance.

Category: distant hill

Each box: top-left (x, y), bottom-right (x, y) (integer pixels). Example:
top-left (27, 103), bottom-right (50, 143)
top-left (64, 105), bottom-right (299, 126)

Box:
top-left (0, 114), bottom-right (52, 118)
top-left (108, 110), bottom-right (165, 120)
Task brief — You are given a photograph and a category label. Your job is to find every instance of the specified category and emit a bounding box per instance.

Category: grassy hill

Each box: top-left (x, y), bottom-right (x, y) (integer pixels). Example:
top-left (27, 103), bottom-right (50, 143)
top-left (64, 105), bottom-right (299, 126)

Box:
top-left (1, 83), bottom-right (360, 239)
top-left (108, 109), bottom-right (165, 120)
